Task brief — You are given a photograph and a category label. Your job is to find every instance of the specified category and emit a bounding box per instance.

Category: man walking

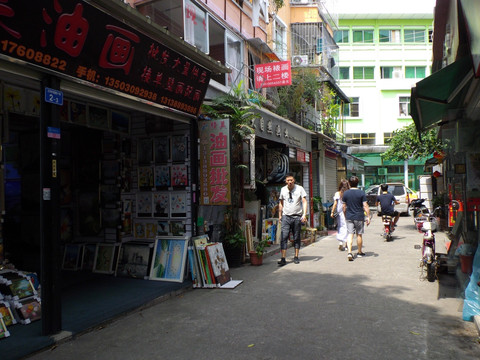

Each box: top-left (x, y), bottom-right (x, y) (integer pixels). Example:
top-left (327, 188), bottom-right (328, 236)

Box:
top-left (278, 173), bottom-right (308, 265)
top-left (342, 176), bottom-right (370, 261)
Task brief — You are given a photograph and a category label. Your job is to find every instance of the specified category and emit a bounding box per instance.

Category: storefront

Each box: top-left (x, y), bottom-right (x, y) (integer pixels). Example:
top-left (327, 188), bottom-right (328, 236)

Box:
top-left (0, 0), bottom-right (227, 354)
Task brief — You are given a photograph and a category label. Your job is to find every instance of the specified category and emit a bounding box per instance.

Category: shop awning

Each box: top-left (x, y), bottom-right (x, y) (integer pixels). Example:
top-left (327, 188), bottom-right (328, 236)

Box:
top-left (410, 56), bottom-right (474, 132)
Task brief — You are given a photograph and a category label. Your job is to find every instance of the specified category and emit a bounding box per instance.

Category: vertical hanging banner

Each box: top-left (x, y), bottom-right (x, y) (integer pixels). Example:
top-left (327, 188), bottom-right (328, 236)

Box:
top-left (199, 120), bottom-right (231, 205)
top-left (0, 0), bottom-right (211, 116)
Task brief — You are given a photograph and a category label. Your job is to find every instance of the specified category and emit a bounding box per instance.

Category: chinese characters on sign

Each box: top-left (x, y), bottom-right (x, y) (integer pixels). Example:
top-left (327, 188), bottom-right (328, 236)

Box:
top-left (0, 0), bottom-right (211, 116)
top-left (199, 120), bottom-right (231, 206)
top-left (254, 60), bottom-right (292, 89)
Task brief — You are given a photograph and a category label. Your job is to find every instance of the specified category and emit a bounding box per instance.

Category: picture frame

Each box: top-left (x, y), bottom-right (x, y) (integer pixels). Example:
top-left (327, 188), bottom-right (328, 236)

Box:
top-left (136, 192), bottom-right (153, 217)
top-left (4, 84), bottom-right (26, 113)
top-left (15, 296), bottom-right (42, 323)
top-left (93, 243), bottom-right (117, 274)
top-left (134, 222), bottom-right (146, 239)
top-left (111, 110), bottom-right (130, 135)
top-left (0, 314), bottom-right (10, 339)
top-left (154, 136), bottom-right (170, 164)
top-left (116, 242), bottom-right (152, 279)
top-left (155, 165), bottom-right (171, 189)
top-left (171, 164), bottom-right (188, 187)
top-left (70, 101), bottom-right (87, 125)
top-left (81, 243), bottom-right (97, 271)
top-left (0, 301), bottom-right (16, 326)
top-left (87, 104), bottom-right (109, 130)
top-left (25, 89), bottom-right (41, 116)
top-left (8, 277), bottom-right (36, 299)
top-left (170, 221), bottom-right (186, 236)
top-left (138, 138), bottom-right (154, 165)
top-left (153, 192), bottom-right (170, 218)
top-left (170, 192), bottom-right (187, 218)
top-left (138, 166), bottom-right (154, 190)
top-left (156, 220), bottom-right (169, 236)
top-left (171, 135), bottom-right (188, 162)
top-left (205, 242), bottom-right (231, 286)
top-left (149, 236), bottom-right (188, 282)
top-left (62, 243), bottom-right (82, 271)
top-left (145, 222), bottom-right (157, 239)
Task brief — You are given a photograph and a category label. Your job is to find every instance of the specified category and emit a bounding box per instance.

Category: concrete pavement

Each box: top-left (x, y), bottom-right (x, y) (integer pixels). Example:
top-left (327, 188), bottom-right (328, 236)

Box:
top-left (27, 214), bottom-right (480, 360)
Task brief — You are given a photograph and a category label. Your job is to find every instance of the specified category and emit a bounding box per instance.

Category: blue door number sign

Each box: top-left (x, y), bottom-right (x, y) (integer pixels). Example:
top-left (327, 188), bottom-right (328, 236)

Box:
top-left (44, 87), bottom-right (63, 106)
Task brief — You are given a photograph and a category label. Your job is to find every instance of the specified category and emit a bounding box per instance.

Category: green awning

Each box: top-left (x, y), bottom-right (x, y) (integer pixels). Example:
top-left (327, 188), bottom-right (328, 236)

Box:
top-left (410, 57), bottom-right (474, 132)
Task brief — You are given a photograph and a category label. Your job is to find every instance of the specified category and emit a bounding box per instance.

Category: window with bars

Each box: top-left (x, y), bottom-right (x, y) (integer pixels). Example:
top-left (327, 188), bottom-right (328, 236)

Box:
top-left (405, 66), bottom-right (426, 79)
top-left (379, 29), bottom-right (400, 43)
top-left (343, 97), bottom-right (359, 117)
top-left (353, 67), bottom-right (374, 79)
top-left (334, 29), bottom-right (349, 43)
top-left (346, 133), bottom-right (376, 145)
top-left (399, 96), bottom-right (411, 117)
top-left (404, 29), bottom-right (425, 43)
top-left (353, 30), bottom-right (374, 43)
top-left (383, 132), bottom-right (393, 144)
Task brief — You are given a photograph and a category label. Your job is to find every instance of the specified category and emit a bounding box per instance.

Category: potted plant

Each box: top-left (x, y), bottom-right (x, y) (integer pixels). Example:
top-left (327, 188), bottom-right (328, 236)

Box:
top-left (249, 237), bottom-right (269, 266)
top-left (223, 225), bottom-right (246, 268)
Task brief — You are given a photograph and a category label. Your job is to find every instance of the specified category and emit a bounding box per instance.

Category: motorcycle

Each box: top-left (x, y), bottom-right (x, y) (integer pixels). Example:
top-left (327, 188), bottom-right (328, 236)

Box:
top-left (382, 214), bottom-right (394, 241)
top-left (420, 216), bottom-right (437, 282)
top-left (410, 198), bottom-right (429, 232)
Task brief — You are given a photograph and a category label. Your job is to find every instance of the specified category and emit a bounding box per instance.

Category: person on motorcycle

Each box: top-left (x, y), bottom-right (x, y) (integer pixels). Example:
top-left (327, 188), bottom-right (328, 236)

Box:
top-left (376, 183), bottom-right (400, 228)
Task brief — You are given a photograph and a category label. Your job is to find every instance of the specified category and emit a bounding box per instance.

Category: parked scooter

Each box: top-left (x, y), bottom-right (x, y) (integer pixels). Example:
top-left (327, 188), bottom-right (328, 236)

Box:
top-left (382, 214), bottom-right (394, 241)
top-left (410, 198), bottom-right (429, 231)
top-left (419, 215), bottom-right (437, 282)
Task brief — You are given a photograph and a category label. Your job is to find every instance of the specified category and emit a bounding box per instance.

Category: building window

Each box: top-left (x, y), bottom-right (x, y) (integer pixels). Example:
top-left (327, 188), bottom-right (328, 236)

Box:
top-left (353, 67), bottom-right (374, 79)
top-left (405, 66), bottom-right (426, 78)
top-left (339, 67), bottom-right (350, 79)
top-left (380, 66), bottom-right (402, 79)
top-left (404, 29), bottom-right (425, 43)
top-left (399, 96), bottom-right (410, 117)
top-left (343, 97), bottom-right (359, 117)
top-left (346, 133), bottom-right (375, 145)
top-left (353, 30), bottom-right (374, 43)
top-left (334, 29), bottom-right (349, 43)
top-left (384, 132), bottom-right (393, 144)
top-left (273, 18), bottom-right (288, 60)
top-left (226, 31), bottom-right (244, 88)
top-left (379, 29), bottom-right (400, 43)
top-left (184, 0), bottom-right (208, 53)
top-left (428, 29), bottom-right (433, 43)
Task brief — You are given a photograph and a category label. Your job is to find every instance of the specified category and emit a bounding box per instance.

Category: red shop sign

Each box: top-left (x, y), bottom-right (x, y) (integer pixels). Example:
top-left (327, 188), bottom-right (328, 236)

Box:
top-left (254, 60), bottom-right (292, 89)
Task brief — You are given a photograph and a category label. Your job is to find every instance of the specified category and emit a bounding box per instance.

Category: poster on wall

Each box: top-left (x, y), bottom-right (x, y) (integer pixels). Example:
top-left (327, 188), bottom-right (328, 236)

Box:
top-left (198, 120), bottom-right (231, 205)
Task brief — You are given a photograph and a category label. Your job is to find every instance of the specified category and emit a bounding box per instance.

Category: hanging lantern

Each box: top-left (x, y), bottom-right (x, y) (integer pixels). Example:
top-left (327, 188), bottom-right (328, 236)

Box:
top-left (433, 170), bottom-right (442, 178)
top-left (433, 151), bottom-right (445, 160)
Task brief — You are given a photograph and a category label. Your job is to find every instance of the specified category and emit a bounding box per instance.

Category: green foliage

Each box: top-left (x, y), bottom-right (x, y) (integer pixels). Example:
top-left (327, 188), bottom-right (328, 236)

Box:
top-left (224, 227), bottom-right (247, 249)
top-left (273, 0), bottom-right (284, 10)
top-left (312, 196), bottom-right (322, 213)
top-left (381, 123), bottom-right (444, 161)
top-left (254, 237), bottom-right (269, 257)
top-left (319, 84), bottom-right (340, 136)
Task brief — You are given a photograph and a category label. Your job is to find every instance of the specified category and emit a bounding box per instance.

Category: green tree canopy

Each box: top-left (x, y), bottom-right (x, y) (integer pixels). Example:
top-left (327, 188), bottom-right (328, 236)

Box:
top-left (381, 123), bottom-right (444, 161)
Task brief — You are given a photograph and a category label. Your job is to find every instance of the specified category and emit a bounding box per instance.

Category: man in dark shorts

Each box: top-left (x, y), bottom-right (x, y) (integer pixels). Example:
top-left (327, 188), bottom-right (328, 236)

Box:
top-left (342, 176), bottom-right (371, 261)
top-left (376, 183), bottom-right (400, 227)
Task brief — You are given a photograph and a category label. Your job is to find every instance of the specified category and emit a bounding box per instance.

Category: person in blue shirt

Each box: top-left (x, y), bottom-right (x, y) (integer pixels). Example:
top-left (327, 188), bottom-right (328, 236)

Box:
top-left (376, 183), bottom-right (400, 227)
top-left (342, 176), bottom-right (371, 261)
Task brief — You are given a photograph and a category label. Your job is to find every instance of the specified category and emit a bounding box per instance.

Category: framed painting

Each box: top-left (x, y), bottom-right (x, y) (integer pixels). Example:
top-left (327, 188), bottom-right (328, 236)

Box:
top-left (26, 90), bottom-right (41, 116)
top-left (0, 301), bottom-right (16, 326)
top-left (87, 104), bottom-right (109, 130)
top-left (171, 164), bottom-right (188, 187)
top-left (134, 222), bottom-right (146, 239)
top-left (145, 222), bottom-right (157, 239)
top-left (149, 237), bottom-right (188, 282)
top-left (111, 110), bottom-right (130, 135)
top-left (156, 220), bottom-right (169, 236)
top-left (170, 192), bottom-right (187, 218)
top-left (8, 278), bottom-right (36, 299)
top-left (138, 166), bottom-right (154, 190)
top-left (138, 138), bottom-right (153, 165)
top-left (16, 297), bottom-right (42, 323)
top-left (206, 243), bottom-right (231, 286)
top-left (170, 221), bottom-right (185, 236)
top-left (81, 243), bottom-right (97, 271)
top-left (153, 192), bottom-right (169, 218)
top-left (93, 243), bottom-right (116, 274)
top-left (70, 101), bottom-right (87, 125)
top-left (62, 244), bottom-right (82, 271)
top-left (4, 84), bottom-right (26, 113)
top-left (154, 136), bottom-right (170, 164)
top-left (122, 213), bottom-right (132, 236)
top-left (136, 192), bottom-right (153, 217)
top-left (171, 135), bottom-right (188, 162)
top-left (155, 165), bottom-right (171, 189)
top-left (0, 315), bottom-right (9, 339)
top-left (116, 242), bottom-right (152, 279)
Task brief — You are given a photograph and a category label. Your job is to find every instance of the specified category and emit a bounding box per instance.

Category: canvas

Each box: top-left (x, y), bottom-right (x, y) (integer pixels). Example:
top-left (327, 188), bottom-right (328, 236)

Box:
top-left (134, 222), bottom-right (146, 239)
top-left (171, 135), bottom-right (187, 162)
top-left (16, 297), bottom-right (42, 323)
top-left (155, 165), bottom-right (171, 188)
top-left (171, 164), bottom-right (188, 187)
top-left (93, 244), bottom-right (116, 274)
top-left (136, 192), bottom-right (153, 217)
top-left (150, 237), bottom-right (188, 282)
top-left (116, 243), bottom-right (152, 279)
top-left (9, 278), bottom-right (36, 299)
top-left (206, 243), bottom-right (231, 286)
top-left (0, 301), bottom-right (16, 326)
top-left (0, 316), bottom-right (9, 339)
top-left (170, 221), bottom-right (185, 236)
top-left (170, 192), bottom-right (187, 218)
top-left (81, 243), bottom-right (97, 271)
top-left (145, 222), bottom-right (157, 239)
top-left (138, 166), bottom-right (154, 190)
top-left (154, 136), bottom-right (170, 163)
top-left (156, 221), bottom-right (169, 236)
top-left (62, 244), bottom-right (82, 271)
top-left (153, 192), bottom-right (169, 218)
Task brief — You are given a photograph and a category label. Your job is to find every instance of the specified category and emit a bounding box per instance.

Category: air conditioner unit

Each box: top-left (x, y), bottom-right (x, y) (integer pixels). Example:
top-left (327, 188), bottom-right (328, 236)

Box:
top-left (393, 70), bottom-right (402, 79)
top-left (292, 55), bottom-right (309, 67)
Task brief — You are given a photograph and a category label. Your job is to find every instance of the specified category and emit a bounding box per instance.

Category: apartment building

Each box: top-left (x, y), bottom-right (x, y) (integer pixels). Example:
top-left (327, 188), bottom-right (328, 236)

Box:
top-left (334, 0), bottom-right (435, 189)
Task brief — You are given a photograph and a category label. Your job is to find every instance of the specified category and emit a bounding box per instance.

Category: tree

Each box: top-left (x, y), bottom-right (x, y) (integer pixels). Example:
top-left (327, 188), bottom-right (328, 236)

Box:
top-left (381, 123), bottom-right (444, 161)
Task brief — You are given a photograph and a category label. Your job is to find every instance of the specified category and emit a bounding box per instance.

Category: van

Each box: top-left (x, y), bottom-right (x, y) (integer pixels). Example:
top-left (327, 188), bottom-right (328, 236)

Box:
top-left (376, 183), bottom-right (410, 215)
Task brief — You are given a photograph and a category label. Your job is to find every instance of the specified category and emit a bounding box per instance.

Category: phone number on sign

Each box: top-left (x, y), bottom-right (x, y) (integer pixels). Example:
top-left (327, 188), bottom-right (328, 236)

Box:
top-left (159, 96), bottom-right (197, 115)
top-left (104, 76), bottom-right (157, 101)
top-left (0, 40), bottom-right (67, 71)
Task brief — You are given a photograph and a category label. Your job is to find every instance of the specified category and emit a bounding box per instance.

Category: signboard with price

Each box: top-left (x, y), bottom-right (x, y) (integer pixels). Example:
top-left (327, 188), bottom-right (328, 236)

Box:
top-left (0, 0), bottom-right (211, 116)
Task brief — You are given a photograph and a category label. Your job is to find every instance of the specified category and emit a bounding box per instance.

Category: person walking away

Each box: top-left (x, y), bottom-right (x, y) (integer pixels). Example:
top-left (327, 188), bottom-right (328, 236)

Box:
top-left (277, 173), bottom-right (308, 265)
top-left (342, 176), bottom-right (371, 261)
top-left (376, 183), bottom-right (400, 228)
top-left (331, 179), bottom-right (350, 251)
